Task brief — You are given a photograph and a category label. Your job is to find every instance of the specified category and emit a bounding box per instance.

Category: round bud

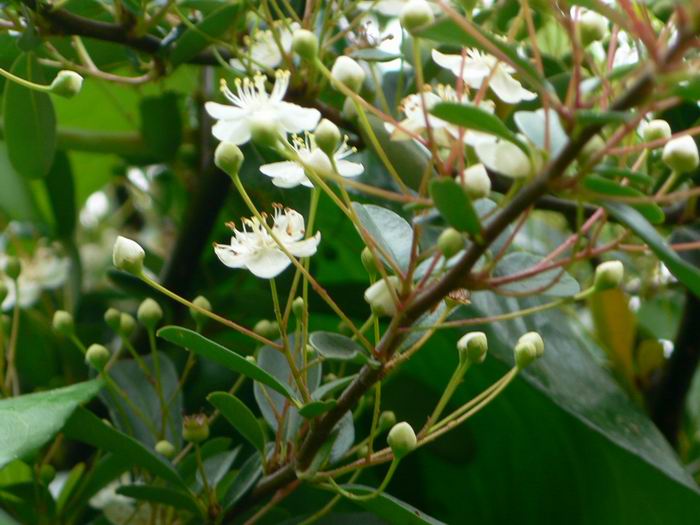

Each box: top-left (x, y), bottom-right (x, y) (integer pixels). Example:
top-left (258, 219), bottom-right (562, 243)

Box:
top-left (214, 141), bottom-right (244, 177)
top-left (642, 119), bottom-right (672, 144)
top-left (52, 310), bottom-right (74, 337)
top-left (155, 440), bottom-right (176, 459)
top-left (361, 247), bottom-right (378, 277)
top-left (292, 297), bottom-right (305, 318)
top-left (400, 0), bottom-right (435, 33)
top-left (4, 257), bottom-right (21, 280)
top-left (249, 113), bottom-right (283, 149)
top-left (119, 313), bottom-right (136, 336)
top-left (356, 444), bottom-right (369, 458)
top-left (314, 119), bottom-right (341, 156)
top-left (456, 331), bottom-right (488, 364)
top-left (85, 344), bottom-right (110, 371)
top-left (514, 341), bottom-right (538, 370)
top-left (104, 308), bottom-right (121, 332)
top-left (112, 236), bottom-right (145, 275)
top-left (578, 10), bottom-right (608, 46)
top-left (594, 260), bottom-right (624, 292)
top-left (461, 164), bottom-right (491, 200)
top-left (378, 410), bottom-right (397, 432)
top-left (387, 421), bottom-right (417, 459)
top-left (437, 228), bottom-right (464, 259)
top-left (324, 372), bottom-right (338, 383)
top-left (662, 135), bottom-right (699, 173)
top-left (518, 332), bottom-right (544, 357)
top-left (245, 355), bottom-right (256, 364)
top-left (364, 276), bottom-right (401, 317)
top-left (292, 29), bottom-right (319, 61)
top-left (137, 298), bottom-right (163, 331)
top-left (254, 319), bottom-right (280, 340)
top-left (579, 135), bottom-right (605, 164)
top-left (50, 70), bottom-right (84, 98)
top-left (39, 464), bottom-right (56, 484)
top-left (0, 281), bottom-right (6, 305)
top-left (337, 320), bottom-right (353, 336)
top-left (330, 56), bottom-right (365, 93)
top-left (190, 295), bottom-right (211, 327)
top-left (182, 414), bottom-right (209, 444)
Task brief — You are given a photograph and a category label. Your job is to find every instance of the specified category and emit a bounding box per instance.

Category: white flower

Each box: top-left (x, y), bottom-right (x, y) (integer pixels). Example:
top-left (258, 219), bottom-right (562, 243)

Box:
top-left (1, 244), bottom-right (69, 311)
top-left (359, 0), bottom-right (442, 16)
top-left (214, 206), bottom-right (320, 279)
top-left (260, 134), bottom-right (364, 188)
top-left (475, 139), bottom-right (532, 178)
top-left (230, 22), bottom-right (299, 72)
top-left (364, 275), bottom-right (401, 316)
top-left (205, 70), bottom-right (321, 145)
top-left (112, 236), bottom-right (145, 274)
top-left (432, 49), bottom-right (537, 104)
top-left (387, 85), bottom-right (496, 147)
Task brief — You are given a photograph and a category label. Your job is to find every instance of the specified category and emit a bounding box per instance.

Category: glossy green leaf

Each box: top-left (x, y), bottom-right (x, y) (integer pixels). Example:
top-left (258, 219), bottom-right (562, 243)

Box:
top-left (298, 399), bottom-right (337, 418)
top-left (0, 142), bottom-right (41, 222)
top-left (343, 485), bottom-right (446, 525)
top-left (350, 48), bottom-right (401, 62)
top-left (309, 331), bottom-right (371, 363)
top-left (117, 485), bottom-right (203, 516)
top-left (63, 408), bottom-right (186, 489)
top-left (593, 166), bottom-right (654, 187)
top-left (55, 462), bottom-right (85, 513)
top-left (140, 92), bottom-right (182, 160)
top-left (492, 252), bottom-right (580, 297)
top-left (44, 152), bottom-right (76, 239)
top-left (208, 392), bottom-right (265, 453)
top-left (575, 110), bottom-right (634, 126)
top-left (583, 175), bottom-right (665, 224)
top-left (604, 202), bottom-right (700, 298)
top-left (429, 177), bottom-right (481, 235)
top-left (352, 203), bottom-right (413, 273)
top-left (0, 380), bottom-right (102, 469)
top-left (3, 54), bottom-right (56, 179)
top-left (514, 109), bottom-right (568, 157)
top-left (170, 4), bottom-right (242, 65)
top-left (220, 453), bottom-right (262, 511)
top-left (158, 326), bottom-right (299, 401)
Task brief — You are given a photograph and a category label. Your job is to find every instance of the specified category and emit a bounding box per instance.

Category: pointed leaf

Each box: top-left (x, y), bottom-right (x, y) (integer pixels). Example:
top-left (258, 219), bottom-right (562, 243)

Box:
top-left (429, 177), bottom-right (481, 235)
top-left (117, 485), bottom-right (203, 516)
top-left (352, 203), bottom-right (413, 273)
top-left (342, 485), bottom-right (447, 525)
top-left (208, 392), bottom-right (265, 453)
top-left (583, 175), bottom-right (665, 224)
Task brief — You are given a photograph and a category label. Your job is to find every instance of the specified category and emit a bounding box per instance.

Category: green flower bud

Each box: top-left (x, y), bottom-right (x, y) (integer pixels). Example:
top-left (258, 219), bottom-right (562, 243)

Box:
top-left (155, 440), bottom-right (176, 459)
top-left (104, 308), bottom-right (122, 332)
top-left (594, 260), bottom-right (624, 292)
top-left (578, 10), bottom-right (608, 46)
top-left (39, 464), bottom-right (56, 484)
top-left (112, 236), bottom-right (145, 275)
top-left (314, 119), bottom-right (341, 157)
top-left (292, 29), bottom-right (319, 61)
top-left (52, 310), bottom-right (74, 337)
top-left (245, 355), bottom-right (256, 364)
top-left (4, 257), bottom-right (21, 280)
top-left (190, 295), bottom-right (211, 327)
top-left (119, 313), bottom-right (136, 336)
top-left (387, 421), bottom-right (417, 459)
top-left (662, 135), bottom-right (699, 173)
top-left (642, 119), bottom-right (672, 144)
top-left (518, 332), bottom-right (544, 357)
top-left (85, 344), bottom-right (110, 371)
top-left (214, 141), bottom-right (244, 178)
top-left (331, 56), bottom-right (365, 93)
top-left (378, 410), bottom-right (397, 432)
top-left (137, 298), bottom-right (163, 331)
top-left (249, 113), bottom-right (283, 149)
top-left (356, 444), bottom-right (369, 458)
top-left (341, 96), bottom-right (358, 121)
top-left (183, 414), bottom-right (209, 444)
top-left (514, 332), bottom-right (544, 369)
top-left (50, 70), bottom-right (84, 98)
top-left (292, 296), bottom-right (305, 318)
top-left (364, 276), bottom-right (401, 317)
top-left (361, 247), bottom-right (378, 277)
top-left (254, 319), bottom-right (280, 340)
top-left (400, 0), bottom-right (435, 33)
top-left (456, 331), bottom-right (488, 364)
top-left (579, 135), bottom-right (605, 164)
top-left (437, 228), bottom-right (464, 259)
top-left (461, 164), bottom-right (491, 200)
top-left (323, 372), bottom-right (338, 383)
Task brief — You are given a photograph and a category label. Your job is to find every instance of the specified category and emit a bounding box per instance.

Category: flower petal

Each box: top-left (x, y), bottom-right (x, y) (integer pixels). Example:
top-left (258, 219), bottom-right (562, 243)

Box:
top-left (335, 160), bottom-right (364, 177)
top-left (214, 244), bottom-right (248, 269)
top-left (489, 69), bottom-right (537, 104)
top-left (277, 102), bottom-right (321, 133)
top-left (432, 49), bottom-right (488, 87)
top-left (205, 102), bottom-right (243, 120)
top-left (475, 140), bottom-right (532, 178)
top-left (212, 119), bottom-right (252, 144)
top-left (287, 232), bottom-right (321, 258)
top-left (245, 247), bottom-right (292, 279)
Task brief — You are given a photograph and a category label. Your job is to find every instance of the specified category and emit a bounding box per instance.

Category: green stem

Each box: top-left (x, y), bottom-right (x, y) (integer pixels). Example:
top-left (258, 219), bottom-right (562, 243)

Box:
top-left (4, 279), bottom-right (21, 396)
top-left (424, 360), bottom-right (471, 434)
top-left (325, 458), bottom-right (400, 501)
top-left (147, 329), bottom-right (171, 440)
top-left (0, 66), bottom-right (53, 93)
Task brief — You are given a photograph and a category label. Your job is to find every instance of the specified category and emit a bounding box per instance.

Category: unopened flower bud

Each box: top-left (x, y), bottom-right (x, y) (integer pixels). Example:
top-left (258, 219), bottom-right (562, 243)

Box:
top-left (437, 228), bottom-right (463, 259)
top-left (331, 56), bottom-right (365, 93)
top-left (514, 332), bottom-right (544, 369)
top-left (190, 295), bottom-right (211, 327)
top-left (662, 135), bottom-right (699, 173)
top-left (52, 310), bottom-right (74, 337)
top-left (182, 414), bottom-right (209, 444)
top-left (314, 119), bottom-right (341, 156)
top-left (155, 440), bottom-right (176, 459)
top-left (594, 260), bottom-right (624, 292)
top-left (112, 236), bottom-right (145, 275)
top-left (578, 10), bottom-right (608, 46)
top-left (292, 29), bottom-right (319, 61)
top-left (579, 135), bottom-right (605, 164)
top-left (137, 298), bottom-right (163, 331)
top-left (356, 444), bottom-right (369, 458)
top-left (400, 0), bottom-right (435, 33)
top-left (387, 421), bottom-right (417, 459)
top-left (518, 332), bottom-right (544, 357)
top-left (361, 247), bottom-right (379, 276)
top-left (378, 410), bottom-right (397, 432)
top-left (39, 464), bottom-right (56, 484)
top-left (86, 344), bottom-right (110, 371)
top-left (245, 355), bottom-right (256, 364)
top-left (50, 70), bottom-right (84, 98)
top-left (364, 276), bottom-right (401, 317)
top-left (457, 331), bottom-right (488, 364)
top-left (250, 113), bottom-right (284, 149)
top-left (104, 308), bottom-right (121, 331)
top-left (119, 313), bottom-right (136, 336)
top-left (324, 372), bottom-right (338, 383)
top-left (214, 141), bottom-right (244, 177)
top-left (292, 296), bottom-right (305, 318)
top-left (254, 319), bottom-right (280, 340)
top-left (642, 120), bottom-right (672, 144)
top-left (4, 257), bottom-right (21, 280)
top-left (341, 97), bottom-right (358, 121)
top-left (461, 164), bottom-right (491, 200)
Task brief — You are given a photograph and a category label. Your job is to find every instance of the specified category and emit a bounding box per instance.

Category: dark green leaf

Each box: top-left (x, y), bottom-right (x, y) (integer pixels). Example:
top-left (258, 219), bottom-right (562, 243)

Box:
top-left (342, 485), bottom-right (446, 525)
top-left (220, 453), bottom-right (262, 511)
top-left (208, 392), bottom-right (265, 453)
top-left (44, 152), bottom-right (76, 238)
top-left (309, 331), bottom-right (370, 363)
top-left (583, 175), bottom-right (665, 225)
top-left (0, 380), bottom-right (102, 469)
top-left (429, 177), bottom-right (481, 235)
top-left (575, 110), bottom-right (634, 126)
top-left (3, 54), bottom-right (56, 179)
top-left (593, 166), bottom-right (654, 187)
top-left (140, 92), bottom-right (182, 160)
top-left (158, 326), bottom-right (299, 402)
top-left (170, 4), bottom-right (242, 66)
top-left (0, 142), bottom-right (41, 222)
top-left (117, 485), bottom-right (203, 516)
top-left (298, 399), bottom-right (337, 418)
